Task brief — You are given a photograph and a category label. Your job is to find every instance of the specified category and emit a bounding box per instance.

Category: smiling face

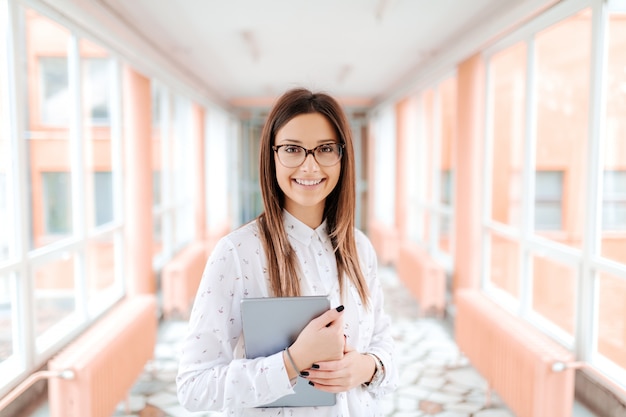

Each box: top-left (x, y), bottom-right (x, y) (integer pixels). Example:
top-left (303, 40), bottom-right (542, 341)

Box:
top-left (274, 112), bottom-right (341, 228)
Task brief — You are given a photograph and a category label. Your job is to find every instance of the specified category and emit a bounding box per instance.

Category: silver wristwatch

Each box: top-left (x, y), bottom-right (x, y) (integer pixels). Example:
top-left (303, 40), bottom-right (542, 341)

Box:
top-left (364, 353), bottom-right (384, 388)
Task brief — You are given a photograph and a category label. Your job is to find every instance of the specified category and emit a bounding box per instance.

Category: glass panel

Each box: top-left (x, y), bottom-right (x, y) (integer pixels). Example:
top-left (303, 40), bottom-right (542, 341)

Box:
top-left (152, 85), bottom-right (165, 260)
top-left (489, 42), bottom-right (526, 227)
top-left (597, 272), bottom-right (626, 369)
top-left (421, 89), bottom-right (435, 245)
top-left (86, 233), bottom-right (119, 311)
top-left (423, 89), bottom-right (435, 205)
top-left (0, 273), bottom-right (15, 363)
top-left (439, 77), bottom-right (456, 254)
top-left (489, 233), bottom-right (520, 298)
top-left (0, 171), bottom-right (7, 264)
top-left (531, 255), bottom-right (575, 335)
top-left (25, 9), bottom-right (73, 249)
top-left (172, 95), bottom-right (194, 247)
top-left (33, 253), bottom-right (77, 352)
top-left (601, 13), bottom-right (626, 264)
top-left (0, 5), bottom-right (11, 263)
top-left (80, 40), bottom-right (115, 229)
top-left (534, 10), bottom-right (591, 247)
top-left (439, 77), bottom-right (456, 206)
top-left (535, 171), bottom-right (563, 230)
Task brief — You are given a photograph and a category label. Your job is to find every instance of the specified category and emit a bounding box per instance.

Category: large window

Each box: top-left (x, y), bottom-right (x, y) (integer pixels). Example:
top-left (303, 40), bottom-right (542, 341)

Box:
top-left (0, 6), bottom-right (124, 394)
top-left (405, 75), bottom-right (457, 268)
top-left (484, 4), bottom-right (626, 390)
top-left (151, 84), bottom-right (194, 270)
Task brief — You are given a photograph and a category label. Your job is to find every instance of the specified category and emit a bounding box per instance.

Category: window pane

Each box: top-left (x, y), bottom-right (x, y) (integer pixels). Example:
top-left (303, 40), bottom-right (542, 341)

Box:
top-left (489, 42), bottom-right (526, 227)
top-left (601, 13), bottom-right (626, 264)
top-left (0, 273), bottom-right (15, 363)
top-left (33, 254), bottom-right (77, 353)
top-left (41, 172), bottom-right (72, 234)
top-left (534, 10), bottom-right (591, 247)
top-left (0, 171), bottom-right (8, 263)
top-left (531, 255), bottom-right (575, 336)
top-left (172, 95), bottom-right (194, 247)
top-left (0, 16), bottom-right (12, 262)
top-left (152, 85), bottom-right (166, 261)
top-left (597, 272), bottom-right (626, 370)
top-left (81, 40), bottom-right (116, 230)
top-left (439, 77), bottom-right (456, 206)
top-left (86, 233), bottom-right (121, 312)
top-left (535, 171), bottom-right (563, 230)
top-left (438, 77), bottom-right (456, 254)
top-left (26, 9), bottom-right (73, 249)
top-left (39, 57), bottom-right (69, 126)
top-left (423, 89), bottom-right (435, 205)
top-left (93, 171), bottom-right (113, 226)
top-left (489, 233), bottom-right (520, 298)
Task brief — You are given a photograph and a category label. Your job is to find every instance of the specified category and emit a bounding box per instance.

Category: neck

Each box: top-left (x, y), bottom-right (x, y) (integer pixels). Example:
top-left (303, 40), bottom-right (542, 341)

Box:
top-left (285, 206), bottom-right (324, 229)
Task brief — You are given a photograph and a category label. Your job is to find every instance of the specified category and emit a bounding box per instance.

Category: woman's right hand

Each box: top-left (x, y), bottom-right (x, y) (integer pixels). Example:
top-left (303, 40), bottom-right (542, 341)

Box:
top-left (287, 306), bottom-right (346, 373)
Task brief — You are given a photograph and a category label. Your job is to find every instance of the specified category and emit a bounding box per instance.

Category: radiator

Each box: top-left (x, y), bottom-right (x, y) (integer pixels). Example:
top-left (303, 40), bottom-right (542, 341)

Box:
top-left (455, 289), bottom-right (576, 417)
top-left (48, 295), bottom-right (157, 417)
top-left (161, 240), bottom-right (209, 319)
top-left (397, 242), bottom-right (446, 317)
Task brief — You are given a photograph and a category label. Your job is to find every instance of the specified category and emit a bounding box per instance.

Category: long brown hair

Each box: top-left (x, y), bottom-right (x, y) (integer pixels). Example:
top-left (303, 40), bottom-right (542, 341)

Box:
top-left (257, 88), bottom-right (370, 307)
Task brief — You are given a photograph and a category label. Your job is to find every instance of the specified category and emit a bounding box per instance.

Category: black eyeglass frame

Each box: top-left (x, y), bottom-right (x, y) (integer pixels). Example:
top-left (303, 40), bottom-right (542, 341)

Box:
top-left (272, 143), bottom-right (345, 167)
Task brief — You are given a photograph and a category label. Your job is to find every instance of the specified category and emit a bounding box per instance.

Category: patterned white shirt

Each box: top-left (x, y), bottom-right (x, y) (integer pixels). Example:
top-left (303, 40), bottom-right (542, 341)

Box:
top-left (176, 210), bottom-right (397, 416)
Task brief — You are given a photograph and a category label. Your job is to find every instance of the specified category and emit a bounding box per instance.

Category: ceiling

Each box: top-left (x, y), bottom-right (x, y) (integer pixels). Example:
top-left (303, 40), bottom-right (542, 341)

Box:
top-left (97, 0), bottom-right (528, 108)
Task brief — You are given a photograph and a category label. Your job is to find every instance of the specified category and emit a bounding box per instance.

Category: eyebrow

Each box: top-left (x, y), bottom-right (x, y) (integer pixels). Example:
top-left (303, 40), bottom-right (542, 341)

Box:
top-left (277, 139), bottom-right (337, 145)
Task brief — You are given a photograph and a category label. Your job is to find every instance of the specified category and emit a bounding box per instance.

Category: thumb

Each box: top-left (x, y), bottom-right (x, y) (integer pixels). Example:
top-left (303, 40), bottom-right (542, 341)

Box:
top-left (316, 305), bottom-right (345, 328)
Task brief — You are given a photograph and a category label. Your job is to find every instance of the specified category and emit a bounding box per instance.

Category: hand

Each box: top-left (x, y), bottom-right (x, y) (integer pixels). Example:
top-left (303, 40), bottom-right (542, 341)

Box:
top-left (288, 306), bottom-right (346, 373)
top-left (302, 344), bottom-right (376, 393)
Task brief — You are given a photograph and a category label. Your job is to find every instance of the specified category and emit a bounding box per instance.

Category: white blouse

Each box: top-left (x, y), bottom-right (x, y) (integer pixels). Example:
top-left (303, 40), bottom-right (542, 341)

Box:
top-left (176, 211), bottom-right (397, 416)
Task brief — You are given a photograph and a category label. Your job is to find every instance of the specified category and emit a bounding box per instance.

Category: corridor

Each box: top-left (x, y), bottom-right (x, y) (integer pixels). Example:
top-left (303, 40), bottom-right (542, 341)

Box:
top-left (17, 267), bottom-right (591, 417)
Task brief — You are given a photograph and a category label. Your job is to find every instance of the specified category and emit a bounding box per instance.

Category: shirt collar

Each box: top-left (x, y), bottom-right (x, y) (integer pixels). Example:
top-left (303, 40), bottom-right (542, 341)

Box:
top-left (283, 209), bottom-right (329, 245)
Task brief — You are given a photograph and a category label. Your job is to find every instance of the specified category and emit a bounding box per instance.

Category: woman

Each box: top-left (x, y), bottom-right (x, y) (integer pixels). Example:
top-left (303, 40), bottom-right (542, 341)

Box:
top-left (177, 88), bottom-right (396, 416)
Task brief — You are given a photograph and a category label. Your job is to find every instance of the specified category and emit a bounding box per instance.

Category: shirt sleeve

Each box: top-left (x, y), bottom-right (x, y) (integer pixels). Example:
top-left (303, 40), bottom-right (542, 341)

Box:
top-left (357, 230), bottom-right (398, 397)
top-left (176, 236), bottom-right (295, 412)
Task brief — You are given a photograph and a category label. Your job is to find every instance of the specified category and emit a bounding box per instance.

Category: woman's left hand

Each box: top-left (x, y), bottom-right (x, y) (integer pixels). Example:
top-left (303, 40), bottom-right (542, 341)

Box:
top-left (302, 344), bottom-right (376, 392)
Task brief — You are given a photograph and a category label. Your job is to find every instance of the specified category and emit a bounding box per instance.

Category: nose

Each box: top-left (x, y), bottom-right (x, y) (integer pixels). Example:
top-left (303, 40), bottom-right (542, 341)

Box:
top-left (300, 152), bottom-right (319, 171)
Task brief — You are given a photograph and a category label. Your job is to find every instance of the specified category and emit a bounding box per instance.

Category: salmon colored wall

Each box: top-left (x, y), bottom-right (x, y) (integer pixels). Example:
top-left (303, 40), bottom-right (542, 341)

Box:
top-left (123, 65), bottom-right (154, 295)
top-left (453, 53), bottom-right (485, 291)
top-left (26, 11), bottom-right (113, 246)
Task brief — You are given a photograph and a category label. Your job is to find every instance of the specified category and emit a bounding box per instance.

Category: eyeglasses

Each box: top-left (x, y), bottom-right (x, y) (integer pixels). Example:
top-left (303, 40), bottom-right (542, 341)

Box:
top-left (272, 143), bottom-right (344, 168)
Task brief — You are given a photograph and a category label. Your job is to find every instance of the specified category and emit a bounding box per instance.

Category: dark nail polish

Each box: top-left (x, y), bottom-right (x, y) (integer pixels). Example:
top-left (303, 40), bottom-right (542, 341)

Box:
top-left (311, 363), bottom-right (320, 369)
top-left (308, 381), bottom-right (315, 386)
top-left (300, 371), bottom-right (309, 377)
top-left (336, 305), bottom-right (344, 312)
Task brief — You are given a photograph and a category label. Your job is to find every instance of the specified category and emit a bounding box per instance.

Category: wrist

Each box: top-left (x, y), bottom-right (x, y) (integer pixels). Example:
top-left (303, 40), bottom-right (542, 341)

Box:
top-left (363, 353), bottom-right (384, 388)
top-left (286, 344), bottom-right (310, 373)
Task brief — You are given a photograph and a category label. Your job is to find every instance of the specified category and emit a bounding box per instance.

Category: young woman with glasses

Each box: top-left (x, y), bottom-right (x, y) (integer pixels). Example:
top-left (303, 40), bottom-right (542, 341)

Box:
top-left (177, 88), bottom-right (396, 416)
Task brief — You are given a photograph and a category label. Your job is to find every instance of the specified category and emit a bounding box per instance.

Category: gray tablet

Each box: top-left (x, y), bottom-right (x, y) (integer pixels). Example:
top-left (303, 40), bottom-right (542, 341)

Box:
top-left (240, 296), bottom-right (336, 407)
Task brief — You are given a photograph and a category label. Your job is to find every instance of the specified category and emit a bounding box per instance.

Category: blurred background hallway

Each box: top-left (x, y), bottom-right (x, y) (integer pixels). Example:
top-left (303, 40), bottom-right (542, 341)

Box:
top-left (2, 1), bottom-right (626, 416)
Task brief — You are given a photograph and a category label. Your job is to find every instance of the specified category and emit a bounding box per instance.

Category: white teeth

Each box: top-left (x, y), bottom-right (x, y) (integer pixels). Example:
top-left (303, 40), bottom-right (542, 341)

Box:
top-left (295, 178), bottom-right (322, 186)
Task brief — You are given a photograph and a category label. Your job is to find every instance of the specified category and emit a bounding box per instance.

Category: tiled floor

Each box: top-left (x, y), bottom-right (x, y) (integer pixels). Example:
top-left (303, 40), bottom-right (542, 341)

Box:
top-left (23, 267), bottom-right (598, 417)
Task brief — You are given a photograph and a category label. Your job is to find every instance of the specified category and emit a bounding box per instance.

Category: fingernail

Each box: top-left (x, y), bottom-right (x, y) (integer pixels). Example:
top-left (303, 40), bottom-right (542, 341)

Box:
top-left (336, 305), bottom-right (344, 312)
top-left (300, 371), bottom-right (309, 377)
top-left (308, 381), bottom-right (315, 386)
top-left (311, 363), bottom-right (320, 369)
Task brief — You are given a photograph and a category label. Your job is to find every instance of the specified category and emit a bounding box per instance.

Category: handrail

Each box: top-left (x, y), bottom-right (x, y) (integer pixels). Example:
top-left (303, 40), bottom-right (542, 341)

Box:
top-left (0, 369), bottom-right (74, 412)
